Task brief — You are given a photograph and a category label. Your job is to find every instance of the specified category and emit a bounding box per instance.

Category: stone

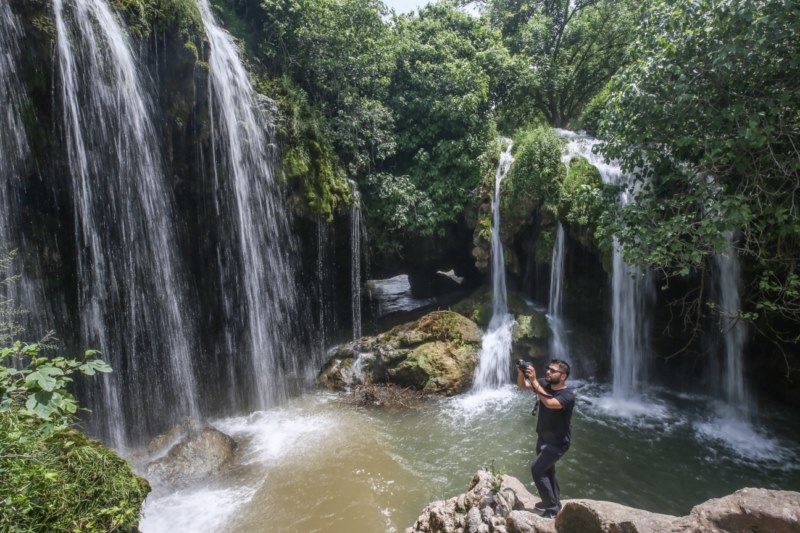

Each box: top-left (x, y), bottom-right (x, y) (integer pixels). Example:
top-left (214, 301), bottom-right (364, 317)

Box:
top-left (557, 499), bottom-right (677, 533)
top-left (145, 426), bottom-right (237, 488)
top-left (673, 487), bottom-right (800, 533)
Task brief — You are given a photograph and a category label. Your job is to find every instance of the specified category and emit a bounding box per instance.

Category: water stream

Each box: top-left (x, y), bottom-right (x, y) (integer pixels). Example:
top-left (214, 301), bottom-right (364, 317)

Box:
top-left (0, 2), bottom-right (53, 340)
top-left (472, 140), bottom-right (515, 391)
top-left (199, 0), bottom-right (303, 410)
top-left (53, 0), bottom-right (198, 448)
top-left (558, 130), bottom-right (654, 401)
top-left (350, 180), bottom-right (363, 341)
top-left (547, 222), bottom-right (568, 364)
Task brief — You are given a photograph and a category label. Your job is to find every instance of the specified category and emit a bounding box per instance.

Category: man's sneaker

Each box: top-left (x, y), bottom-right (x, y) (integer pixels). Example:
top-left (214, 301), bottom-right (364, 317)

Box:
top-left (533, 502), bottom-right (546, 516)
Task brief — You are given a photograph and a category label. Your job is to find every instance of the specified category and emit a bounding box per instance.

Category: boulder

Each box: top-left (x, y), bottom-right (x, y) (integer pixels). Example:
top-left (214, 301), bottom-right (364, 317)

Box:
top-left (318, 310), bottom-right (482, 395)
top-left (672, 487), bottom-right (800, 533)
top-left (557, 500), bottom-right (676, 532)
top-left (145, 426), bottom-right (237, 488)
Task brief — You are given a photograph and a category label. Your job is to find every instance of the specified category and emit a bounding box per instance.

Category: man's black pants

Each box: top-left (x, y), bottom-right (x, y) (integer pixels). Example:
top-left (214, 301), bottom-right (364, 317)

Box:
top-left (531, 438), bottom-right (569, 515)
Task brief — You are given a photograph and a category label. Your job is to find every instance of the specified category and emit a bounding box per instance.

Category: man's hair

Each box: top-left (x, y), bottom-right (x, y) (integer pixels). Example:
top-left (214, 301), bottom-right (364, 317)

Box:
top-left (551, 359), bottom-right (570, 376)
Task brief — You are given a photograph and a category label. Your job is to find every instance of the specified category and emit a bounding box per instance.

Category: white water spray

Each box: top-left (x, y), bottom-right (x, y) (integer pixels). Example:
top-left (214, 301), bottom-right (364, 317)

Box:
top-left (472, 140), bottom-right (515, 391)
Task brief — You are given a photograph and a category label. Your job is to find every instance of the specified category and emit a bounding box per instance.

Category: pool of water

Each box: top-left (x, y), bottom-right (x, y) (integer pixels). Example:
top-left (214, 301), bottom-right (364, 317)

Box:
top-left (138, 383), bottom-right (800, 532)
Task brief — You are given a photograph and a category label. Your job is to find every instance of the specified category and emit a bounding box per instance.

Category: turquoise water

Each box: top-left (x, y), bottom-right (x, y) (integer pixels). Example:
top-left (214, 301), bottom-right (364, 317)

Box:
top-left (139, 383), bottom-right (800, 532)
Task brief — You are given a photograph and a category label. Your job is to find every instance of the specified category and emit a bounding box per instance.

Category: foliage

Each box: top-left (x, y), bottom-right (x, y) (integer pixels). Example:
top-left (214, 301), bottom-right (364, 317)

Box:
top-left (487, 0), bottom-right (636, 127)
top-left (501, 125), bottom-right (564, 223)
top-left (0, 415), bottom-right (150, 532)
top-left (382, 3), bottom-right (505, 241)
top-left (0, 253), bottom-right (148, 531)
top-left (0, 251), bottom-right (23, 346)
top-left (599, 0), bottom-right (800, 340)
top-left (559, 155), bottom-right (617, 233)
top-left (267, 76), bottom-right (351, 221)
top-left (1, 340), bottom-right (111, 427)
top-left (0, 343), bottom-right (147, 531)
top-left (111, 0), bottom-right (204, 40)
top-left (257, 0), bottom-right (396, 176)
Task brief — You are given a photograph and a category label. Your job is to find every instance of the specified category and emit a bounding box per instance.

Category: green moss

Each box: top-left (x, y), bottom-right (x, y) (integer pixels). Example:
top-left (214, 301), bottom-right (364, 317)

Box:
top-left (0, 413), bottom-right (150, 532)
top-left (270, 77), bottom-right (351, 221)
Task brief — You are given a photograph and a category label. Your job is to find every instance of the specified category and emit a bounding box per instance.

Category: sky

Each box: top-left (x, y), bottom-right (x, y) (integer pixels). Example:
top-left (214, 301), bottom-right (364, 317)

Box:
top-left (383, 0), bottom-right (429, 13)
top-left (383, 0), bottom-right (481, 15)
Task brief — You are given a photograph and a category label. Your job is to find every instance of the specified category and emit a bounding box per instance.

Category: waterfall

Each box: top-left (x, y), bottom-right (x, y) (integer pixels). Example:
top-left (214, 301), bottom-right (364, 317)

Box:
top-left (547, 222), bottom-right (568, 363)
top-left (557, 130), bottom-right (653, 399)
top-left (52, 0), bottom-right (198, 447)
top-left (0, 3), bottom-right (52, 340)
top-left (472, 140), bottom-right (515, 391)
top-left (350, 180), bottom-right (362, 341)
top-left (198, 0), bottom-right (302, 409)
top-left (712, 232), bottom-right (751, 417)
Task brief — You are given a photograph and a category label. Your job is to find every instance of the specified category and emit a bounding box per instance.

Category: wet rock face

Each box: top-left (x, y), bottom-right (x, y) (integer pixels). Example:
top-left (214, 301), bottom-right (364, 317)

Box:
top-left (318, 310), bottom-right (482, 395)
top-left (145, 425), bottom-right (238, 488)
top-left (407, 471), bottom-right (800, 533)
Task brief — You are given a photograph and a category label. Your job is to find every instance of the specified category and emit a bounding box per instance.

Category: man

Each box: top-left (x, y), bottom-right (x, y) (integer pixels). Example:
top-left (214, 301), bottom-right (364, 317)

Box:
top-left (517, 359), bottom-right (575, 519)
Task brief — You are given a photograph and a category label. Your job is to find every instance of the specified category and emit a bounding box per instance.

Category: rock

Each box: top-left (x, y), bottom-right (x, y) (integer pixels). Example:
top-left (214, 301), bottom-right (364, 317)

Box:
top-left (557, 499), bottom-right (676, 533)
top-left (407, 469), bottom-right (556, 533)
top-left (319, 310), bottom-right (482, 396)
top-left (145, 426), bottom-right (237, 488)
top-left (673, 487), bottom-right (800, 533)
top-left (407, 472), bottom-right (800, 533)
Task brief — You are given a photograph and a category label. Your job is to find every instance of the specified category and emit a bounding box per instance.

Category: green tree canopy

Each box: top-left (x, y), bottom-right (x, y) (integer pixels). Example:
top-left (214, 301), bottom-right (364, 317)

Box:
top-left (599, 0), bottom-right (800, 341)
top-left (487, 0), bottom-right (636, 128)
top-left (370, 3), bottom-right (508, 246)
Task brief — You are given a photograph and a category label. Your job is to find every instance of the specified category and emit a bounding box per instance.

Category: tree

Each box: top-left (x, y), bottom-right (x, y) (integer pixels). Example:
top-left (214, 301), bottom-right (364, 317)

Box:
top-left (370, 2), bottom-right (509, 247)
top-left (487, 0), bottom-right (636, 127)
top-left (599, 0), bottom-right (800, 343)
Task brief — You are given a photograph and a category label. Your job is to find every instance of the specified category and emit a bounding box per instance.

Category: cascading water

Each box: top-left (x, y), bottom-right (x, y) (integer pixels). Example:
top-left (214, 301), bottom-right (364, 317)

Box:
top-left (547, 222), bottom-right (569, 363)
top-left (557, 130), bottom-right (653, 400)
top-left (0, 3), bottom-right (53, 339)
top-left (0, 3), bottom-right (28, 247)
top-left (53, 0), bottom-right (199, 448)
top-left (349, 180), bottom-right (363, 341)
top-left (472, 140), bottom-right (515, 391)
top-left (712, 232), bottom-right (751, 417)
top-left (199, 0), bottom-right (302, 409)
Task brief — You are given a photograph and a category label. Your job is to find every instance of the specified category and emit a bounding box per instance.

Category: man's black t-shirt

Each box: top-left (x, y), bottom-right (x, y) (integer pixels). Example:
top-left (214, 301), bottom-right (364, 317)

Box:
top-left (535, 378), bottom-right (575, 446)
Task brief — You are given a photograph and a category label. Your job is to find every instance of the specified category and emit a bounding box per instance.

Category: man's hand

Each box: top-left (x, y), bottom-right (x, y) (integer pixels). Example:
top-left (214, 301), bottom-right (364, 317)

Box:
top-left (524, 365), bottom-right (537, 382)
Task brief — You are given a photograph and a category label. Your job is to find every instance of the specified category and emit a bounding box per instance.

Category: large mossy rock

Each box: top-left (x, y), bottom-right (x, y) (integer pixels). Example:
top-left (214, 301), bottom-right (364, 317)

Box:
top-left (318, 311), bottom-right (482, 395)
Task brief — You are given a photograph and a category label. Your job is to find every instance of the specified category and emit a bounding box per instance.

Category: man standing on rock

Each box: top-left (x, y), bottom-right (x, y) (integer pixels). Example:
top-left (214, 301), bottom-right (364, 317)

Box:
top-left (517, 359), bottom-right (575, 519)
